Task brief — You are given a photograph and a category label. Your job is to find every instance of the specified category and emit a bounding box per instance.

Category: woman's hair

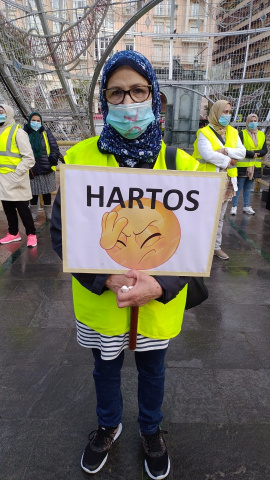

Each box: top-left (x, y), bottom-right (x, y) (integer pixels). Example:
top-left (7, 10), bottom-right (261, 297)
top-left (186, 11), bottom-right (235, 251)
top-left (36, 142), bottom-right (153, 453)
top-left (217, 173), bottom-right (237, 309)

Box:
top-left (97, 50), bottom-right (162, 167)
top-left (246, 113), bottom-right (258, 126)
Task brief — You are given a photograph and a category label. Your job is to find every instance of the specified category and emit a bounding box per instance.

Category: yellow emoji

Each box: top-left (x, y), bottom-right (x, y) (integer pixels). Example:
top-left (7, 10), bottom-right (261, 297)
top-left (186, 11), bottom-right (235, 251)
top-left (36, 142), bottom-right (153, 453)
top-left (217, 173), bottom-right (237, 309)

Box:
top-left (100, 198), bottom-right (181, 270)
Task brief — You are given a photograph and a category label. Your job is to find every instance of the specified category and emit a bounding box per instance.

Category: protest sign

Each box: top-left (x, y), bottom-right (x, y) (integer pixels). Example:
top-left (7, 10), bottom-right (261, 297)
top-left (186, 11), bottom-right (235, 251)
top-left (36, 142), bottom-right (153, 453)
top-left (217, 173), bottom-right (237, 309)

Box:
top-left (60, 165), bottom-right (226, 276)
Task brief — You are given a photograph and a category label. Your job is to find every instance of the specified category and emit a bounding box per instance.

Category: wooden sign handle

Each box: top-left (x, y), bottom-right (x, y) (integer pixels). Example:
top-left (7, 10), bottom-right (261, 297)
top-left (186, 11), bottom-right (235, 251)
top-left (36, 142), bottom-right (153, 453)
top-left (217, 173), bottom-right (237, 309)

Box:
top-left (129, 306), bottom-right (139, 350)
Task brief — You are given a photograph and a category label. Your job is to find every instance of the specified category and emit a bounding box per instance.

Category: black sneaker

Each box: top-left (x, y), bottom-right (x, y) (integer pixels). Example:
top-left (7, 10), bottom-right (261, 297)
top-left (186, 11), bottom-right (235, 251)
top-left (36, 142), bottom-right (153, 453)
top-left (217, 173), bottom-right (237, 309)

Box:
top-left (81, 423), bottom-right (122, 474)
top-left (141, 427), bottom-right (170, 479)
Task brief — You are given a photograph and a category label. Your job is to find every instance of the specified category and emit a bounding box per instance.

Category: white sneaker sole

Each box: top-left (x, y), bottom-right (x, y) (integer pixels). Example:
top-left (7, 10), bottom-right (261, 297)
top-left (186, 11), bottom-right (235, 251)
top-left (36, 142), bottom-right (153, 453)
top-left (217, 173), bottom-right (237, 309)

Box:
top-left (145, 456), bottom-right (171, 480)
top-left (81, 423), bottom-right (122, 474)
top-left (0, 237), bottom-right (21, 244)
top-left (214, 252), bottom-right (229, 260)
top-left (243, 211), bottom-right (255, 215)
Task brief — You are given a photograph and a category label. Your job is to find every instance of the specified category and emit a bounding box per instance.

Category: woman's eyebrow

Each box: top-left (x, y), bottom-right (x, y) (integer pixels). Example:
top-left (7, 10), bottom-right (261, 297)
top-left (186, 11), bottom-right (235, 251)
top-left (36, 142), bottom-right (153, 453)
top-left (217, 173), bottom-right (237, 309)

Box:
top-left (107, 83), bottom-right (149, 89)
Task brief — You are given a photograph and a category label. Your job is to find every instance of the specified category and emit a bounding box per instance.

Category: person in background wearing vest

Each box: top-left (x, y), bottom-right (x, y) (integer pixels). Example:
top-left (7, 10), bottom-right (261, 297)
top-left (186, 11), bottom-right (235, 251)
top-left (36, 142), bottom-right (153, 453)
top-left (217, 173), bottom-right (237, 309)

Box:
top-left (0, 104), bottom-right (37, 248)
top-left (24, 112), bottom-right (60, 221)
top-left (193, 100), bottom-right (246, 260)
top-left (51, 50), bottom-right (199, 480)
top-left (230, 113), bottom-right (268, 216)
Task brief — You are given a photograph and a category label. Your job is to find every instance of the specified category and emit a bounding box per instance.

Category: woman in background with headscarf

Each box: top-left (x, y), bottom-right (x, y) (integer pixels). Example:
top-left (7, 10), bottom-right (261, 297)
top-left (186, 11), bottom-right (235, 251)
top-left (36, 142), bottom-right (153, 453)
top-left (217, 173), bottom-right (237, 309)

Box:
top-left (24, 112), bottom-right (59, 221)
top-left (51, 50), bottom-right (198, 479)
top-left (230, 113), bottom-right (268, 216)
top-left (193, 99), bottom-right (246, 260)
top-left (0, 104), bottom-right (37, 248)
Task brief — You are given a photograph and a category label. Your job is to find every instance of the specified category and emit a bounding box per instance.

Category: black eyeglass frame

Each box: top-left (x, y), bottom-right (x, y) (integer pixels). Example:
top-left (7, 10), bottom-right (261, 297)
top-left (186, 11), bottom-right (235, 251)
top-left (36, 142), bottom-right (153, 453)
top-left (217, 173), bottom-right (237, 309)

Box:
top-left (103, 85), bottom-right (152, 105)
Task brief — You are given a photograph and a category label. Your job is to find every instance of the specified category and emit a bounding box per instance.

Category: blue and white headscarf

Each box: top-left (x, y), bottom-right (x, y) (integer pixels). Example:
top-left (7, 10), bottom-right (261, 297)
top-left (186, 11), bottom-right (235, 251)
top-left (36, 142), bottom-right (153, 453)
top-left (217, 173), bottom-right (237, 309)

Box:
top-left (97, 50), bottom-right (162, 168)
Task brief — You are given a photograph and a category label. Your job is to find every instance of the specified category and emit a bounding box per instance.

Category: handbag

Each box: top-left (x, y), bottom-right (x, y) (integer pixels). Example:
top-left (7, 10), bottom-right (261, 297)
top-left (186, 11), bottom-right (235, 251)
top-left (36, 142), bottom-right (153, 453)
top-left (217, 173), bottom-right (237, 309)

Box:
top-left (165, 146), bottom-right (209, 309)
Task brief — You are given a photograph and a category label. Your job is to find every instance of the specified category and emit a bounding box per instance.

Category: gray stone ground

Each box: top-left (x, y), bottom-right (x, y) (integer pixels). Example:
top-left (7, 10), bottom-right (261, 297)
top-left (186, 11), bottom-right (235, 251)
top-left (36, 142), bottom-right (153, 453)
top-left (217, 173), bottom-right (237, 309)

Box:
top-left (0, 178), bottom-right (270, 480)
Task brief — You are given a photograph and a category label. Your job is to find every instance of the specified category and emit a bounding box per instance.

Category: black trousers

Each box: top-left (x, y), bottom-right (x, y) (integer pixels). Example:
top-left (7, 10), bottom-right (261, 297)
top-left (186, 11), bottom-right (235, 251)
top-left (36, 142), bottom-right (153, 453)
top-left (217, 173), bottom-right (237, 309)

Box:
top-left (30, 193), bottom-right (51, 206)
top-left (2, 200), bottom-right (36, 236)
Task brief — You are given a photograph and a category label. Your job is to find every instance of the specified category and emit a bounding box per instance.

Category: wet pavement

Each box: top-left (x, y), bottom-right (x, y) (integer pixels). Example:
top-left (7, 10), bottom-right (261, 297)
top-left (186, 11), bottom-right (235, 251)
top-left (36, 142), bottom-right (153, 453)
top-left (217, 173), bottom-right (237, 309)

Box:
top-left (0, 184), bottom-right (270, 480)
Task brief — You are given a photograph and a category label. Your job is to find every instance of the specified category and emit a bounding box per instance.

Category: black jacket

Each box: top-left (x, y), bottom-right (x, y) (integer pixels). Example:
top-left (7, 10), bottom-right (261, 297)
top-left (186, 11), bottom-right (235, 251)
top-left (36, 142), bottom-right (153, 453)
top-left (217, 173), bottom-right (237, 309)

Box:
top-left (24, 125), bottom-right (60, 176)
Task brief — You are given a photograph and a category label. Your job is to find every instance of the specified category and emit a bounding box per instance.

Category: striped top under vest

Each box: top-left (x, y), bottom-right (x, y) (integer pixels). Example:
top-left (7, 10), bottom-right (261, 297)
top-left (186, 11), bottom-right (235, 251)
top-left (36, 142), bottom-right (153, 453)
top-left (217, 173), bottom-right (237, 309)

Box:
top-left (76, 320), bottom-right (169, 360)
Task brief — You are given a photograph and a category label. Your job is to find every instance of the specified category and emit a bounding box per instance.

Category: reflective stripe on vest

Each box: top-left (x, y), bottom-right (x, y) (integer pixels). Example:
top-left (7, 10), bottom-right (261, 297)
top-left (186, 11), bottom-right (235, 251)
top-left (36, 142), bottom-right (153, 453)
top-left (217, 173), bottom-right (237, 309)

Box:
top-left (0, 124), bottom-right (22, 173)
top-left (43, 131), bottom-right (50, 156)
top-left (65, 137), bottom-right (196, 338)
top-left (192, 124), bottom-right (238, 178)
top-left (43, 131), bottom-right (56, 171)
top-left (238, 129), bottom-right (265, 168)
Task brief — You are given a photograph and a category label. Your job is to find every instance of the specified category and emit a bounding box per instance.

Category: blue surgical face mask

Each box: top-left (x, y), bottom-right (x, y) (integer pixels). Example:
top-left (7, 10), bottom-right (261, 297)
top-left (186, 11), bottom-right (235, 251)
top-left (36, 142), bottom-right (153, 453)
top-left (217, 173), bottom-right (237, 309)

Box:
top-left (0, 113), bottom-right (6, 123)
top-left (248, 121), bottom-right (258, 130)
top-left (106, 100), bottom-right (155, 139)
top-left (218, 114), bottom-right (231, 127)
top-left (30, 121), bottom-right (41, 131)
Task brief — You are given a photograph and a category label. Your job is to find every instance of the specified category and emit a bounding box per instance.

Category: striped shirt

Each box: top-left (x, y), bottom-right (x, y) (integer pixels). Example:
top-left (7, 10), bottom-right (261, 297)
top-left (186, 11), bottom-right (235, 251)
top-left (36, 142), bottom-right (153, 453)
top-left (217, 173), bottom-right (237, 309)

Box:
top-left (76, 320), bottom-right (169, 361)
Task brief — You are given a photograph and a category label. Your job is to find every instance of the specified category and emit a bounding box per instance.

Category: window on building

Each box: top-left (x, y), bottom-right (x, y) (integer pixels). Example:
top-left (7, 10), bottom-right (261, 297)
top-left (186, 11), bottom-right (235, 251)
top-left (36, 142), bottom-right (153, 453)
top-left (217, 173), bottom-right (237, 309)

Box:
top-left (126, 42), bottom-right (134, 50)
top-left (103, 11), bottom-right (114, 29)
top-left (52, 21), bottom-right (61, 34)
top-left (73, 0), bottom-right (87, 7)
top-left (191, 2), bottom-right (200, 16)
top-left (165, 22), bottom-right (171, 33)
top-left (154, 22), bottom-right (164, 34)
top-left (155, 1), bottom-right (165, 15)
top-left (125, 0), bottom-right (136, 15)
top-left (154, 44), bottom-right (163, 61)
top-left (53, 0), bottom-right (66, 12)
top-left (5, 4), bottom-right (17, 20)
top-left (95, 36), bottom-right (111, 60)
top-left (26, 12), bottom-right (42, 33)
top-left (127, 24), bottom-right (136, 33)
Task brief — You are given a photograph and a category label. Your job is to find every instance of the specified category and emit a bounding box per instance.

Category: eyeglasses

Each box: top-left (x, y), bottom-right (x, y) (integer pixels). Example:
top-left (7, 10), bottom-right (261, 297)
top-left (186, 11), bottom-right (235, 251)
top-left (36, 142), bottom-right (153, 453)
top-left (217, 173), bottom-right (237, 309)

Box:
top-left (103, 85), bottom-right (152, 105)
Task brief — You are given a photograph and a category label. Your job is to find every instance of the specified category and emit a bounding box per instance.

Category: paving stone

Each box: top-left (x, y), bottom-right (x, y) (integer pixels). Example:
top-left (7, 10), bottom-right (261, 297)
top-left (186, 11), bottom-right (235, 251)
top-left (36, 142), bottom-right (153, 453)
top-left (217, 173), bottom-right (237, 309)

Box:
top-left (0, 328), bottom-right (71, 366)
top-left (169, 423), bottom-right (270, 480)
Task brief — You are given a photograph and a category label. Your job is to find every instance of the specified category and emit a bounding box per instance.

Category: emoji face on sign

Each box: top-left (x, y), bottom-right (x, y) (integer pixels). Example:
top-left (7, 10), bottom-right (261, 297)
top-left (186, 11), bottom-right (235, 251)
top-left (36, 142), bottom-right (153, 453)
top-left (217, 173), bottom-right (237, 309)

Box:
top-left (100, 198), bottom-right (181, 270)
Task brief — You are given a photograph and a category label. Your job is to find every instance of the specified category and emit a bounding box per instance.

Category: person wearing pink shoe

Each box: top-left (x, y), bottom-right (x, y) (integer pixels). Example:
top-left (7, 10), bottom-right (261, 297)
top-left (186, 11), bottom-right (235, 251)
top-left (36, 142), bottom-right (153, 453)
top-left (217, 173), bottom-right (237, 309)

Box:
top-left (0, 104), bottom-right (37, 248)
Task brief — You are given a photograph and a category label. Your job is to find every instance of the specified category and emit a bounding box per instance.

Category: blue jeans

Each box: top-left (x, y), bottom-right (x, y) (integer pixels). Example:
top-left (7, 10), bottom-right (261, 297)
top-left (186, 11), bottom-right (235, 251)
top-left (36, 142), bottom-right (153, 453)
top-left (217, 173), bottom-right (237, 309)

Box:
top-left (232, 177), bottom-right (254, 208)
top-left (92, 347), bottom-right (167, 435)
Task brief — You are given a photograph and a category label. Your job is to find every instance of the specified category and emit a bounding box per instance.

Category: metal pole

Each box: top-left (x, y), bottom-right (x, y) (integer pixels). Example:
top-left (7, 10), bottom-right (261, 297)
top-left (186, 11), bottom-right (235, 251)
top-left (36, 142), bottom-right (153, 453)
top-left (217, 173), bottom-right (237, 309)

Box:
top-left (168, 0), bottom-right (175, 80)
top-left (204, 0), bottom-right (212, 98)
top-left (233, 0), bottom-right (253, 121)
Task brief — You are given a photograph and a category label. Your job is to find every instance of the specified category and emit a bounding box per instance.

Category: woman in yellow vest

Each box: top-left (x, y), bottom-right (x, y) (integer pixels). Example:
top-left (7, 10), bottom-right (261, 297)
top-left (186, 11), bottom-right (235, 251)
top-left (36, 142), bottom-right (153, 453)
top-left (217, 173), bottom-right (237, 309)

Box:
top-left (193, 100), bottom-right (246, 260)
top-left (0, 104), bottom-right (37, 248)
top-left (24, 112), bottom-right (59, 221)
top-left (51, 50), bottom-right (198, 480)
top-left (230, 113), bottom-right (268, 216)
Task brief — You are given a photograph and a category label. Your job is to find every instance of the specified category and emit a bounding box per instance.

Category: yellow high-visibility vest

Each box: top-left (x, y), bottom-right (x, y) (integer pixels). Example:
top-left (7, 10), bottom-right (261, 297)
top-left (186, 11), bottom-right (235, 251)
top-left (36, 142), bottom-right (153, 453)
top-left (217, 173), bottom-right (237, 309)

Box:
top-left (64, 137), bottom-right (198, 338)
top-left (193, 124), bottom-right (238, 178)
top-left (0, 124), bottom-right (22, 174)
top-left (240, 129), bottom-right (265, 169)
top-left (42, 131), bottom-right (56, 171)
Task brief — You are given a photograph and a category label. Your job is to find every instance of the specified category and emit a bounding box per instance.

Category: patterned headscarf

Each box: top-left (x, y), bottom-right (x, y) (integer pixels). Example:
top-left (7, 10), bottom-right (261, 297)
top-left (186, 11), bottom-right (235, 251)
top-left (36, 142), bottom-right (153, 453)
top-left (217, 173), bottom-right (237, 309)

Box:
top-left (208, 100), bottom-right (232, 138)
top-left (246, 113), bottom-right (258, 147)
top-left (97, 50), bottom-right (162, 168)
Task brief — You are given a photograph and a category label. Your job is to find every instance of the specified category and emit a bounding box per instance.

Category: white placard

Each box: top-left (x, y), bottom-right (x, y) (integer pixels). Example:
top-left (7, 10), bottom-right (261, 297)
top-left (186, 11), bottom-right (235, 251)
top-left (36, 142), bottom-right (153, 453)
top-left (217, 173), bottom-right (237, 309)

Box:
top-left (60, 165), bottom-right (226, 276)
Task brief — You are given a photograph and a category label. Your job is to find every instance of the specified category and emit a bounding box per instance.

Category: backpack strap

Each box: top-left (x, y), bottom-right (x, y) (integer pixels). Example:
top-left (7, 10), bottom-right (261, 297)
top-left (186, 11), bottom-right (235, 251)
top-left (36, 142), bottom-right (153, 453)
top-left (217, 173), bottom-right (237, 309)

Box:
top-left (208, 125), bottom-right (226, 146)
top-left (165, 145), bottom-right (178, 170)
